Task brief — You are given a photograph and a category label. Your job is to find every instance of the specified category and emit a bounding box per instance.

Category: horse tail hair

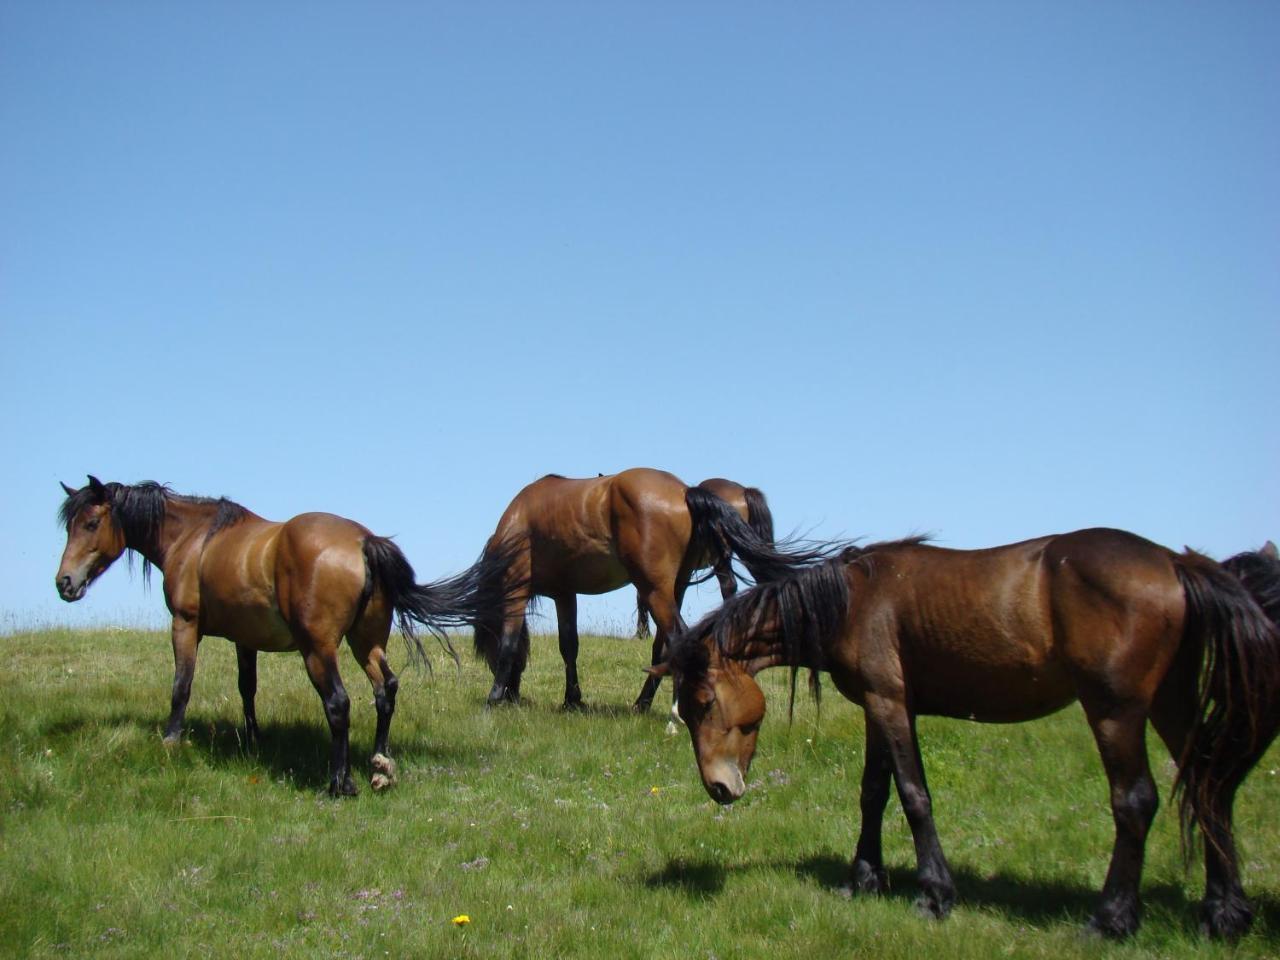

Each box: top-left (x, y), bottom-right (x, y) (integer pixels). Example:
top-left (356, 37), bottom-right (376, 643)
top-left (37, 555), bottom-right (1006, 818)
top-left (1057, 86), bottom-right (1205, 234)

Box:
top-left (363, 534), bottom-right (528, 672)
top-left (360, 536), bottom-right (446, 669)
top-left (635, 591), bottom-right (652, 640)
top-left (742, 486), bottom-right (775, 544)
top-left (1172, 550), bottom-right (1280, 858)
top-left (685, 485), bottom-right (836, 585)
top-left (469, 534), bottom-right (529, 674)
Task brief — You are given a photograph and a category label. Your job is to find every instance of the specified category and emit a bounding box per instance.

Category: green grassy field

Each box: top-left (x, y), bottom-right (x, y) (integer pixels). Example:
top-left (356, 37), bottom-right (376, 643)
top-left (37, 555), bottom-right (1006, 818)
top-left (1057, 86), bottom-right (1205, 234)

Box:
top-left (1, 627), bottom-right (1276, 959)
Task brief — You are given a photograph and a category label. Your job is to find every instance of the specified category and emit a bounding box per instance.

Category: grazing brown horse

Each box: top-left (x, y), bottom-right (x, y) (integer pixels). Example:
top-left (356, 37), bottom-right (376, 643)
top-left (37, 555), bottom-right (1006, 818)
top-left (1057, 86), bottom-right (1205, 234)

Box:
top-left (473, 468), bottom-right (827, 710)
top-left (56, 476), bottom-right (511, 796)
top-left (656, 528), bottom-right (1280, 940)
top-left (633, 478), bottom-right (774, 639)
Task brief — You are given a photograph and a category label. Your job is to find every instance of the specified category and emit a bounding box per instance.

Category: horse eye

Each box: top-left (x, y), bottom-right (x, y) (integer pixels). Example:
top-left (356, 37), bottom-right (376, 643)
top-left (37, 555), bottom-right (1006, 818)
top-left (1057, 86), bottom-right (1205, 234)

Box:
top-left (84, 519), bottom-right (100, 532)
top-left (740, 721), bottom-right (760, 735)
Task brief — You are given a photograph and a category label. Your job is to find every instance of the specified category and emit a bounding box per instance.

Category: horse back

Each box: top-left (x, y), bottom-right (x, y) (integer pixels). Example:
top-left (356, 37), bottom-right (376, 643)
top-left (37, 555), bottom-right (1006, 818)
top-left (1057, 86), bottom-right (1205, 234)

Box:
top-left (840, 529), bottom-right (1184, 721)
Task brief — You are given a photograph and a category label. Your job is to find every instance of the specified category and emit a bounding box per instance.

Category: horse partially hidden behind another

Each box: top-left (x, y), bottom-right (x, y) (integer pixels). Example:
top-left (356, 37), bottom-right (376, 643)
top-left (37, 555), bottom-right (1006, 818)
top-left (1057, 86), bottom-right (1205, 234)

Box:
top-left (473, 468), bottom-right (829, 711)
top-left (55, 476), bottom-right (514, 796)
top-left (657, 528), bottom-right (1280, 940)
top-left (633, 477), bottom-right (774, 640)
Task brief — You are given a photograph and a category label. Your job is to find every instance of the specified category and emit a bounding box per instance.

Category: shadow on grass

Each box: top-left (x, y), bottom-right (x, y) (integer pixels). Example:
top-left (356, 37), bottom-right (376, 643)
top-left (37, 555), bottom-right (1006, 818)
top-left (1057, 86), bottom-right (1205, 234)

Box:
top-left (643, 858), bottom-right (728, 898)
top-left (41, 710), bottom-right (471, 793)
top-left (476, 696), bottom-right (664, 720)
top-left (795, 854), bottom-right (1280, 938)
top-left (646, 851), bottom-right (1280, 938)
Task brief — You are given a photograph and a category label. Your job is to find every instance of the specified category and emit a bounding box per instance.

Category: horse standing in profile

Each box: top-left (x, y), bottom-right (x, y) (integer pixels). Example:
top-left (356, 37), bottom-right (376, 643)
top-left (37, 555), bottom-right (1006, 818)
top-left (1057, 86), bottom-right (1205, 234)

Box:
top-left (658, 528), bottom-right (1280, 940)
top-left (473, 467), bottom-right (827, 711)
top-left (633, 477), bottom-right (774, 640)
top-left (55, 476), bottom-right (513, 796)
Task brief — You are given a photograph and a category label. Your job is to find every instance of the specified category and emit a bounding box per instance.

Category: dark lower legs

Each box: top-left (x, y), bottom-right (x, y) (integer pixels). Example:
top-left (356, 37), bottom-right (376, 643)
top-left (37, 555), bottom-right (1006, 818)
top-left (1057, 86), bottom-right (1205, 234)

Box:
top-left (555, 595), bottom-right (584, 709)
top-left (235, 645), bottom-right (259, 747)
top-left (486, 617), bottom-right (529, 705)
top-left (1083, 703), bottom-right (1159, 939)
top-left (854, 697), bottom-right (955, 919)
top-left (302, 646), bottom-right (356, 797)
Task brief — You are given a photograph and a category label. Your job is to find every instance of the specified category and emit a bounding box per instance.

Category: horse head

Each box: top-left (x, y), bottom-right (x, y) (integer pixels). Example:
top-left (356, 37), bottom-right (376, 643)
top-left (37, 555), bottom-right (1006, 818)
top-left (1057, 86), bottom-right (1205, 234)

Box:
top-left (55, 475), bottom-right (126, 601)
top-left (651, 647), bottom-right (766, 804)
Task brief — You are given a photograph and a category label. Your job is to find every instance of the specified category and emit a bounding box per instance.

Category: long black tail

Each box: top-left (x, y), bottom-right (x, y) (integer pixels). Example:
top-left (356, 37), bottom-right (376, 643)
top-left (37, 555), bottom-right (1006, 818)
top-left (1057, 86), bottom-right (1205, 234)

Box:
top-left (469, 534), bottom-right (529, 674)
top-left (363, 535), bottom-right (526, 670)
top-left (685, 486), bottom-right (838, 585)
top-left (1173, 550), bottom-right (1280, 855)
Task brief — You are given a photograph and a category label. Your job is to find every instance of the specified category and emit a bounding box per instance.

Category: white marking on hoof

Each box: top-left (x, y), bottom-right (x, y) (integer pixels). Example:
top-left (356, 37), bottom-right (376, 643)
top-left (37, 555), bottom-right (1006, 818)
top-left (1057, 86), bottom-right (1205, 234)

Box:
top-left (665, 721), bottom-right (680, 737)
top-left (370, 753), bottom-right (397, 791)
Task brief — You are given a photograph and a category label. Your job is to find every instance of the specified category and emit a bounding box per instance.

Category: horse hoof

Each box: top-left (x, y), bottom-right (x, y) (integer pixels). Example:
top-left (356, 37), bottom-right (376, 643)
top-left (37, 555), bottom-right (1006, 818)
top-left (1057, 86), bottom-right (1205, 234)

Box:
top-left (1201, 896), bottom-right (1253, 941)
top-left (851, 861), bottom-right (888, 895)
top-left (1086, 904), bottom-right (1140, 940)
top-left (914, 889), bottom-right (954, 921)
top-left (664, 721), bottom-right (680, 737)
top-left (632, 700), bottom-right (653, 714)
top-left (329, 777), bottom-right (359, 798)
top-left (562, 699), bottom-right (586, 713)
top-left (370, 753), bottom-right (397, 791)
top-left (161, 733), bottom-right (182, 748)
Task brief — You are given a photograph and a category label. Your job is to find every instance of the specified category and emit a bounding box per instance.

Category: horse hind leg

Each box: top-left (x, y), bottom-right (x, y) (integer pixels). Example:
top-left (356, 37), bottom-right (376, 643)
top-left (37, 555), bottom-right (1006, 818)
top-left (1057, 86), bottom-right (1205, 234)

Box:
top-left (298, 638), bottom-right (357, 798)
top-left (348, 612), bottom-right (400, 791)
top-left (631, 584), bottom-right (689, 714)
top-left (1080, 696), bottom-right (1160, 939)
top-left (1150, 662), bottom-right (1254, 939)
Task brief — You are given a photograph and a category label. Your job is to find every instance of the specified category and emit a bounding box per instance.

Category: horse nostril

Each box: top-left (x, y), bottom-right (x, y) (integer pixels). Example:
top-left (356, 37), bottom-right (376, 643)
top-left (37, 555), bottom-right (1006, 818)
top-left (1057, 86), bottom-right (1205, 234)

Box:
top-left (709, 781), bottom-right (733, 805)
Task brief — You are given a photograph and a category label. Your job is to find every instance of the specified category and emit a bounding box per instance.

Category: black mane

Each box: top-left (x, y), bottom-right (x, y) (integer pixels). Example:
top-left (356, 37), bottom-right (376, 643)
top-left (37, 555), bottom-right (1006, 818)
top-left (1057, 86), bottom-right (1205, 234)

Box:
top-left (1223, 545), bottom-right (1280, 629)
top-left (670, 536), bottom-right (930, 710)
top-left (58, 480), bottom-right (249, 583)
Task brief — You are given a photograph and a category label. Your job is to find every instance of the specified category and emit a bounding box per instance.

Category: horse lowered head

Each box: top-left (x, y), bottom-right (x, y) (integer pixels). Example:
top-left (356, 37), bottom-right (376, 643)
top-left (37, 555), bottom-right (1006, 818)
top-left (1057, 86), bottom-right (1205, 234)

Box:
top-left (55, 476), bottom-right (126, 602)
top-left (650, 648), bottom-right (766, 804)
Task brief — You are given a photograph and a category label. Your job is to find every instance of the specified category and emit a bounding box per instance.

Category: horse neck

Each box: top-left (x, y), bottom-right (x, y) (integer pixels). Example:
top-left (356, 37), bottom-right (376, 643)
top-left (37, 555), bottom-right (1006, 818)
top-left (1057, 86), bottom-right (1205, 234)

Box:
top-left (135, 496), bottom-right (219, 572)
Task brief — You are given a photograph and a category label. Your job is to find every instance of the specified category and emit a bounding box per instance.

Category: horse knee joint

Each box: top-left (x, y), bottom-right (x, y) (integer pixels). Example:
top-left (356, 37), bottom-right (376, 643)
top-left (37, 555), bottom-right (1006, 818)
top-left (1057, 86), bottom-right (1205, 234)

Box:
top-left (1113, 778), bottom-right (1158, 831)
top-left (899, 783), bottom-right (933, 823)
top-left (326, 688), bottom-right (351, 723)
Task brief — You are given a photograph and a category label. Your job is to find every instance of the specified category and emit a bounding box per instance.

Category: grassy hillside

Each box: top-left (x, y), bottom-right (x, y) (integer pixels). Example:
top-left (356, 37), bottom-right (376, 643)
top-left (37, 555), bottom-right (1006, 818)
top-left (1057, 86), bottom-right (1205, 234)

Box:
top-left (1, 628), bottom-right (1276, 959)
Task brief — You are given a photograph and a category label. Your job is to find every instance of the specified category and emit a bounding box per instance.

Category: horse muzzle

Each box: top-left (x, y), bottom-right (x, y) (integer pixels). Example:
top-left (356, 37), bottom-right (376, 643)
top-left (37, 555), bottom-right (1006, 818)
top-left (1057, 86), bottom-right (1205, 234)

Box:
top-left (56, 573), bottom-right (89, 602)
top-left (702, 760), bottom-right (746, 805)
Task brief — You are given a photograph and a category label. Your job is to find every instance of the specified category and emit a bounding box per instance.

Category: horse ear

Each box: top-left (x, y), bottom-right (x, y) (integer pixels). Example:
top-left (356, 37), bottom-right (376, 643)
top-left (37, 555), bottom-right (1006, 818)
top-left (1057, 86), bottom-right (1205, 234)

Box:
top-left (1263, 540), bottom-right (1279, 560)
top-left (86, 475), bottom-right (108, 502)
top-left (60, 481), bottom-right (77, 497)
top-left (644, 662), bottom-right (671, 679)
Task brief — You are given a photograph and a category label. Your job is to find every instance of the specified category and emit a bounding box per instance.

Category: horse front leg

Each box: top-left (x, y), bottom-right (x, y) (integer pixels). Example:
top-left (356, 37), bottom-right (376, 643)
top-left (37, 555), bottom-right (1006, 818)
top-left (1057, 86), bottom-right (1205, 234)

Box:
top-left (866, 693), bottom-right (955, 920)
top-left (164, 614), bottom-right (200, 744)
top-left (849, 720), bottom-right (893, 895)
top-left (554, 595), bottom-right (584, 710)
top-left (235, 645), bottom-right (259, 748)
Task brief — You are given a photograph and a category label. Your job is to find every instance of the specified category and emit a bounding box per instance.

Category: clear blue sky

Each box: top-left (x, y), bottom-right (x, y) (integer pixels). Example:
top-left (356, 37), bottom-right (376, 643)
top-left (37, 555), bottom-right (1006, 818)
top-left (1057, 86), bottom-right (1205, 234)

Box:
top-left (3, 2), bottom-right (1277, 634)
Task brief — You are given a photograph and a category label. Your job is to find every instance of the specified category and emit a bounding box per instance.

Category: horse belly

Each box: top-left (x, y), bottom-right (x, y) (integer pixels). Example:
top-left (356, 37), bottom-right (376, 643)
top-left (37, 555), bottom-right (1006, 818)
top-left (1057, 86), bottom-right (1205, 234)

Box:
top-left (908, 652), bottom-right (1077, 722)
top-left (199, 532), bottom-right (296, 651)
top-left (201, 594), bottom-right (296, 651)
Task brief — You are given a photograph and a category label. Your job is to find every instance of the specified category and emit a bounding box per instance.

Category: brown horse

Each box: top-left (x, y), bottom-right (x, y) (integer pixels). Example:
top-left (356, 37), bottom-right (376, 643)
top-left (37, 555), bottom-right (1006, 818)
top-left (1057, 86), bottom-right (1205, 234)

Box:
top-left (473, 468), bottom-right (827, 710)
top-left (56, 476), bottom-right (512, 796)
top-left (633, 478), bottom-right (774, 639)
top-left (656, 528), bottom-right (1280, 940)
